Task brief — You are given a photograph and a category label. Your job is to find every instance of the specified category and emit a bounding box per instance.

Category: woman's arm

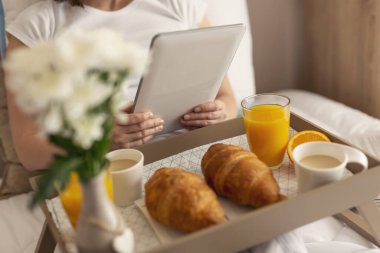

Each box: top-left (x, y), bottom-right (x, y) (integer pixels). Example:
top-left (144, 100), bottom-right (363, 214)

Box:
top-left (199, 18), bottom-right (237, 119)
top-left (6, 34), bottom-right (62, 170)
top-left (180, 18), bottom-right (237, 128)
top-left (214, 76), bottom-right (237, 120)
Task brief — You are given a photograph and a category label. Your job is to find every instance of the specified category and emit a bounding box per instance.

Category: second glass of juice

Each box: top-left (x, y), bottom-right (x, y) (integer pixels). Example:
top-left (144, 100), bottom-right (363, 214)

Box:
top-left (59, 171), bottom-right (113, 228)
top-left (241, 94), bottom-right (290, 168)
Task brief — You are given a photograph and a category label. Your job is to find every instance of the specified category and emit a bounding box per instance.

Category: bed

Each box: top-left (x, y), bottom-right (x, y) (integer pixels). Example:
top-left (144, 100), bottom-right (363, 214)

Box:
top-left (1, 0), bottom-right (380, 252)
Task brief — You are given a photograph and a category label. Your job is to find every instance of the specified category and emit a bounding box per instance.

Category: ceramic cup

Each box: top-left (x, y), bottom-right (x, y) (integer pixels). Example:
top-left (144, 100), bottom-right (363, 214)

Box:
top-left (293, 141), bottom-right (368, 193)
top-left (106, 149), bottom-right (144, 207)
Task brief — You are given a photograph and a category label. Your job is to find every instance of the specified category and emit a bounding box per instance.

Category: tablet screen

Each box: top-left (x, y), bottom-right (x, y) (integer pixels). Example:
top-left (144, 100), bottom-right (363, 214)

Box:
top-left (133, 24), bottom-right (245, 134)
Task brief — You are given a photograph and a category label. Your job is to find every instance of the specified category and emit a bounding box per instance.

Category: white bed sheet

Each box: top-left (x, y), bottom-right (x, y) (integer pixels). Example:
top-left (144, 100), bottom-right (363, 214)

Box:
top-left (0, 193), bottom-right (44, 253)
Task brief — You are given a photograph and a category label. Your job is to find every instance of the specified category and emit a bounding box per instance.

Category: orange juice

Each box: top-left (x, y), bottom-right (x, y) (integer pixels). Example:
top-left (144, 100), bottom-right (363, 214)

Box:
top-left (243, 104), bottom-right (290, 167)
top-left (59, 171), bottom-right (113, 228)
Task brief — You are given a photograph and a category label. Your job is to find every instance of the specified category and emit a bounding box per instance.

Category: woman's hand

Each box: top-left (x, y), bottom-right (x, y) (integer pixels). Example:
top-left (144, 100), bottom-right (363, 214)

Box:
top-left (111, 106), bottom-right (164, 149)
top-left (180, 100), bottom-right (227, 129)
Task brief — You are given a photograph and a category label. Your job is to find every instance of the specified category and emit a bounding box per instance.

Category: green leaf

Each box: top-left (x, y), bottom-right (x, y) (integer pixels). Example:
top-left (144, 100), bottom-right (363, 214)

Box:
top-left (91, 117), bottom-right (113, 159)
top-left (99, 71), bottom-right (109, 82)
top-left (49, 135), bottom-right (84, 156)
top-left (76, 153), bottom-right (103, 183)
top-left (30, 156), bottom-right (83, 207)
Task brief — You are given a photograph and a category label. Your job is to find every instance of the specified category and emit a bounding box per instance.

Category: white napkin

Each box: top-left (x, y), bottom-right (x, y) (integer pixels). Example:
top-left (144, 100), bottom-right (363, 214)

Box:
top-left (247, 230), bottom-right (308, 253)
top-left (305, 241), bottom-right (380, 253)
top-left (135, 198), bottom-right (186, 243)
top-left (299, 217), bottom-right (380, 253)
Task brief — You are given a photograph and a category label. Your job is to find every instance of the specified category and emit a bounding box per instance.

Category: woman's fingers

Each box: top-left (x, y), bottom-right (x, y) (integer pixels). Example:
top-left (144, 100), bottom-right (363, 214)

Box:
top-left (117, 111), bottom-right (153, 125)
top-left (181, 100), bottom-right (227, 128)
top-left (192, 100), bottom-right (225, 113)
top-left (112, 135), bottom-right (154, 149)
top-left (121, 117), bottom-right (164, 134)
top-left (183, 111), bottom-right (226, 121)
top-left (180, 111), bottom-right (222, 127)
top-left (112, 112), bottom-right (164, 149)
top-left (122, 123), bottom-right (163, 142)
top-left (180, 118), bottom-right (220, 127)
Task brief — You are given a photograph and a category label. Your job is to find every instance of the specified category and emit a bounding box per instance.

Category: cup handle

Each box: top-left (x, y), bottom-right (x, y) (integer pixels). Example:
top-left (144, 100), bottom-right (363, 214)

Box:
top-left (340, 144), bottom-right (368, 174)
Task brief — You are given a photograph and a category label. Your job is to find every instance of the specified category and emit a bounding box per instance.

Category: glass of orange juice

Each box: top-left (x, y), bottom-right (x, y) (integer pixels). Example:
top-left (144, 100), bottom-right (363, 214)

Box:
top-left (241, 94), bottom-right (290, 168)
top-left (59, 171), bottom-right (113, 228)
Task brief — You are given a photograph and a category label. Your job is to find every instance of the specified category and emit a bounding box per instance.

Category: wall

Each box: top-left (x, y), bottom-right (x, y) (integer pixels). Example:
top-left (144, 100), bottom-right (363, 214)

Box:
top-left (248, 0), bottom-right (380, 118)
top-left (301, 0), bottom-right (380, 118)
top-left (248, 0), bottom-right (304, 93)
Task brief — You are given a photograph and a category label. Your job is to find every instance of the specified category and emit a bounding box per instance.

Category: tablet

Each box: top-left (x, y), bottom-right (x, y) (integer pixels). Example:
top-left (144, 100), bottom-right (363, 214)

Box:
top-left (132, 24), bottom-right (246, 134)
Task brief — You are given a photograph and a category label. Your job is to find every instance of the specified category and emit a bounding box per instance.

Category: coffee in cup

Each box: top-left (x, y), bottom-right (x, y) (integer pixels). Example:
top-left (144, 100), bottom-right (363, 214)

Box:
top-left (300, 155), bottom-right (341, 169)
top-left (293, 141), bottom-right (368, 193)
top-left (106, 149), bottom-right (144, 207)
top-left (108, 159), bottom-right (138, 172)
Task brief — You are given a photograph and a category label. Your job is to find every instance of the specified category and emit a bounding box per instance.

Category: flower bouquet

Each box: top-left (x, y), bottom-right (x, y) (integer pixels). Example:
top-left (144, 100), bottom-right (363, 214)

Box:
top-left (5, 29), bottom-right (148, 253)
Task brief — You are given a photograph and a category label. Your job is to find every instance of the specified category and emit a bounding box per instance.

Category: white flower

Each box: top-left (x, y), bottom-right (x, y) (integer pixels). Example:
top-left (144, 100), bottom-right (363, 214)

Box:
top-left (111, 91), bottom-right (131, 124)
top-left (57, 31), bottom-right (99, 76)
top-left (118, 43), bottom-right (150, 75)
top-left (58, 29), bottom-right (149, 74)
top-left (70, 114), bottom-right (106, 149)
top-left (5, 29), bottom-right (149, 149)
top-left (63, 75), bottom-right (113, 120)
top-left (38, 104), bottom-right (63, 135)
top-left (5, 42), bottom-right (75, 113)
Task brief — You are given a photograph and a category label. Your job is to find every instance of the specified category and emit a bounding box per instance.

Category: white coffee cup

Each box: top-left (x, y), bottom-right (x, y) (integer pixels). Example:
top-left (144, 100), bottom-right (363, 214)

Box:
top-left (293, 141), bottom-right (368, 193)
top-left (106, 149), bottom-right (144, 207)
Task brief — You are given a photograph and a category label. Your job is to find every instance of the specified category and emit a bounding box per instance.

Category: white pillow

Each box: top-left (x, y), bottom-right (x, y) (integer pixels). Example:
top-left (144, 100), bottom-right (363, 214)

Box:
top-left (277, 89), bottom-right (380, 159)
top-left (206, 0), bottom-right (256, 106)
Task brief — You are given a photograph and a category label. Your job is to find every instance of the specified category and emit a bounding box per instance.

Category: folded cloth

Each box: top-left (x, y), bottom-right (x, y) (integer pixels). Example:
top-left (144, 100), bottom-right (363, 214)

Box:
top-left (306, 241), bottom-right (380, 253)
top-left (300, 217), bottom-right (380, 253)
top-left (244, 230), bottom-right (308, 253)
top-left (242, 217), bottom-right (380, 253)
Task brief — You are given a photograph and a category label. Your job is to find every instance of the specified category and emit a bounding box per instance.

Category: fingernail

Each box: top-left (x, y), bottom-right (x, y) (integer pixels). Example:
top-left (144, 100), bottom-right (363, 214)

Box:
top-left (194, 107), bottom-right (201, 112)
top-left (184, 115), bottom-right (190, 120)
top-left (158, 125), bottom-right (163, 130)
top-left (159, 119), bottom-right (164, 124)
top-left (146, 112), bottom-right (153, 118)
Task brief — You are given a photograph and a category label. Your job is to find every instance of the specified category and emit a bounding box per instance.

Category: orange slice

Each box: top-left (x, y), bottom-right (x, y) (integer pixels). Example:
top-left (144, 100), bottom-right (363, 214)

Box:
top-left (287, 130), bottom-right (331, 162)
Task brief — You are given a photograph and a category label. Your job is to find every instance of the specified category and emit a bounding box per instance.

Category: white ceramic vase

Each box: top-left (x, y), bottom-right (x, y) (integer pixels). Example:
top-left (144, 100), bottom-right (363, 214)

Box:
top-left (75, 171), bottom-right (132, 253)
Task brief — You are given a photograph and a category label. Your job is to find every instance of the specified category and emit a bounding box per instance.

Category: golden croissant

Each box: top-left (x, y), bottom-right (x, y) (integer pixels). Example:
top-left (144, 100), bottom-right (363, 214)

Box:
top-left (201, 143), bottom-right (284, 208)
top-left (145, 167), bottom-right (225, 232)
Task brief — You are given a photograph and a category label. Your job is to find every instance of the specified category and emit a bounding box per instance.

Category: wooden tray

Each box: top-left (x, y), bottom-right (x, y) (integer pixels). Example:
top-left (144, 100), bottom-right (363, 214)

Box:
top-left (31, 113), bottom-right (380, 253)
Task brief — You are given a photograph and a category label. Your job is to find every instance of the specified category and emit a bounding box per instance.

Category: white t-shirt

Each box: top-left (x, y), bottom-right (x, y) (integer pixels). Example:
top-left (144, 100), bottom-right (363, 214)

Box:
top-left (7, 0), bottom-right (208, 99)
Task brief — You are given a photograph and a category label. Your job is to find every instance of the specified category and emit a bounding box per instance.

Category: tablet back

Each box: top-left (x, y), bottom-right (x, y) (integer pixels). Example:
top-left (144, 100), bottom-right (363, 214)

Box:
top-left (133, 24), bottom-right (246, 134)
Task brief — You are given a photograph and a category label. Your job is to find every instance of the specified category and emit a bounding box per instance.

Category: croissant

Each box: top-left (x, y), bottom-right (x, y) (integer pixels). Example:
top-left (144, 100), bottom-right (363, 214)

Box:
top-left (145, 167), bottom-right (225, 232)
top-left (201, 143), bottom-right (283, 208)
